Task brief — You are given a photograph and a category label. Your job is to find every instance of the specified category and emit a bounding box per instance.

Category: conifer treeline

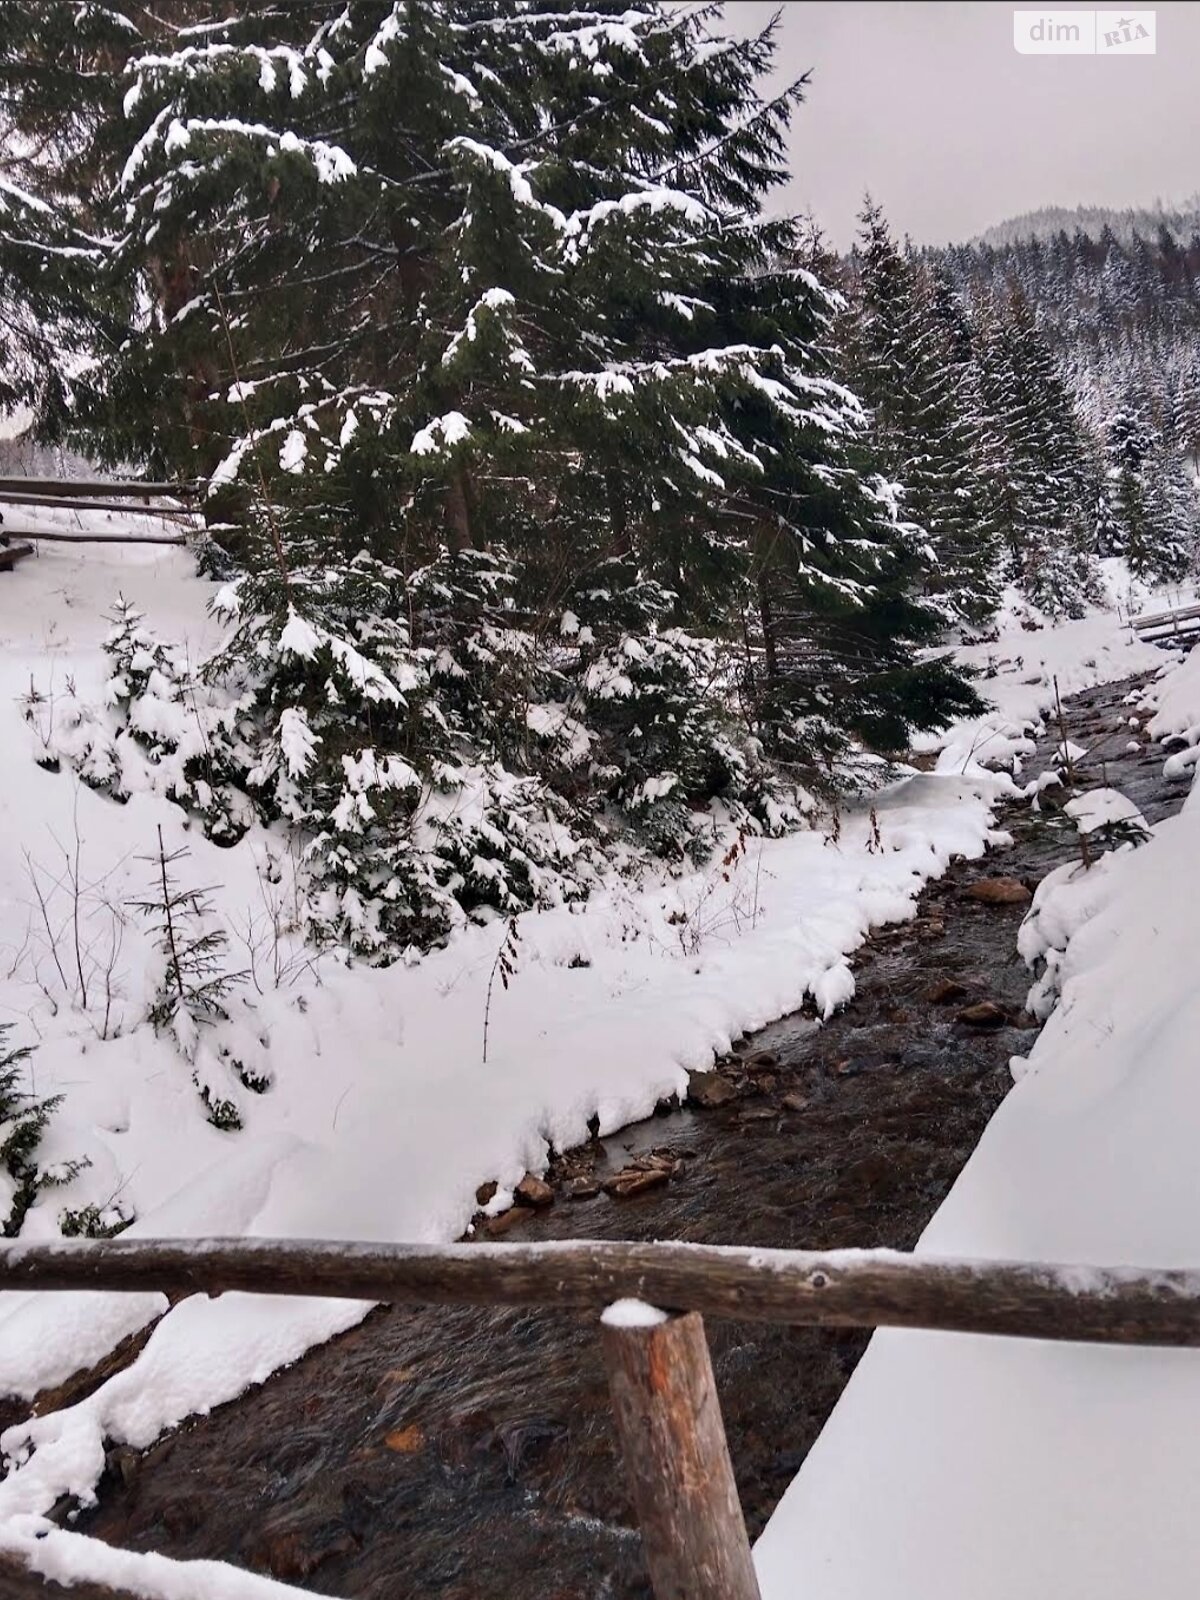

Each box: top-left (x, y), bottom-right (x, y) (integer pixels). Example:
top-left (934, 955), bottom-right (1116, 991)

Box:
top-left (839, 202), bottom-right (1105, 621)
top-left (0, 3), bottom-right (1191, 957)
top-left (937, 222), bottom-right (1200, 471)
top-left (923, 219), bottom-right (1200, 587)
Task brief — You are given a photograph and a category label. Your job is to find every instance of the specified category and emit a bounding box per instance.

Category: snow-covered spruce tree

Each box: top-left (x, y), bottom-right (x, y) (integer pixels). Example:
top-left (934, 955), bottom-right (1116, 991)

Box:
top-left (1177, 362), bottom-right (1200, 476)
top-left (22, 595), bottom-right (243, 825)
top-left (0, 2), bottom-right (148, 441)
top-left (844, 200), bottom-right (998, 625)
top-left (1103, 399), bottom-right (1197, 582)
top-left (132, 829), bottom-right (243, 1034)
top-left (17, 4), bottom-right (977, 955)
top-left (924, 261), bottom-right (1011, 617)
top-left (1105, 404), bottom-right (1158, 576)
top-left (724, 215), bottom-right (981, 777)
top-left (1146, 432), bottom-right (1200, 579)
top-left (0, 1028), bottom-right (69, 1237)
top-left (705, 210), bottom-right (981, 763)
top-left (200, 526), bottom-right (591, 954)
top-left (1094, 478), bottom-right (1123, 561)
top-left (926, 260), bottom-right (976, 369)
top-left (100, 596), bottom-right (193, 783)
top-left (130, 828), bottom-right (249, 1127)
top-left (975, 289), bottom-right (1102, 617)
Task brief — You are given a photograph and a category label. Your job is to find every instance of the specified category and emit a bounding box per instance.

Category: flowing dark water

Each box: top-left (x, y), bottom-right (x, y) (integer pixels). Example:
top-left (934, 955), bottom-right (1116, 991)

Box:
top-left (46, 676), bottom-right (1191, 1598)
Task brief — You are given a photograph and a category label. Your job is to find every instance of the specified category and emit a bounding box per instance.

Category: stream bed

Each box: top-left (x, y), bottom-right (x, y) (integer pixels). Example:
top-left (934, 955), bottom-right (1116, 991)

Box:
top-left (65, 674), bottom-right (1189, 1600)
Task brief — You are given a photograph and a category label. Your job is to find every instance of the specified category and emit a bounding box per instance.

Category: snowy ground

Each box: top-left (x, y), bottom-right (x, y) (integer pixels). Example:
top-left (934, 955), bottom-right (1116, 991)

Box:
top-left (757, 601), bottom-right (1200, 1599)
top-left (0, 539), bottom-right (1189, 1594)
top-left (922, 561), bottom-right (1187, 778)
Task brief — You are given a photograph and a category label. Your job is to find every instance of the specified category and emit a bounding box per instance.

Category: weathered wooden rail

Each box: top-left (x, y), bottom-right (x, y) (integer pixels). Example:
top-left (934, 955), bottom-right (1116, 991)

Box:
top-left (0, 527), bottom-right (189, 547)
top-left (0, 476), bottom-right (199, 500)
top-left (1131, 599), bottom-right (1200, 646)
top-left (4, 1236), bottom-right (1200, 1344)
top-left (0, 492), bottom-right (196, 520)
top-left (3, 1236), bottom-right (1200, 1600)
top-left (0, 475), bottom-right (198, 560)
top-left (0, 540), bottom-right (33, 571)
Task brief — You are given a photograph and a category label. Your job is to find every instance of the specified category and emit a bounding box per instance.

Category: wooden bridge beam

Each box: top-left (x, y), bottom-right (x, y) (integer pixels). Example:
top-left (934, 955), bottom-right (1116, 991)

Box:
top-left (3, 1236), bottom-right (1200, 1347)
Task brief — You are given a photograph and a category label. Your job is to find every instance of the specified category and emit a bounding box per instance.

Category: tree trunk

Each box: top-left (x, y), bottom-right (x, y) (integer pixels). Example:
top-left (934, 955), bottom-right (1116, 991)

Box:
top-left (757, 573), bottom-right (778, 683)
top-left (446, 467), bottom-right (473, 553)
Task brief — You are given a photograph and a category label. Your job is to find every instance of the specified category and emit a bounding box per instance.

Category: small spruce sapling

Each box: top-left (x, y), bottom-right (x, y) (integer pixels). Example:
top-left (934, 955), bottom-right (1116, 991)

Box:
top-left (1089, 813), bottom-right (1152, 852)
top-left (131, 827), bottom-right (246, 1126)
top-left (59, 1198), bottom-right (133, 1238)
top-left (0, 1026), bottom-right (81, 1237)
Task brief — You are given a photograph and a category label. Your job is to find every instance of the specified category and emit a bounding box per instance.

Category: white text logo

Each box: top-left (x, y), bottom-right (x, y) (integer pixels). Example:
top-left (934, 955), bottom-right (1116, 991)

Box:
top-left (1013, 10), bottom-right (1156, 54)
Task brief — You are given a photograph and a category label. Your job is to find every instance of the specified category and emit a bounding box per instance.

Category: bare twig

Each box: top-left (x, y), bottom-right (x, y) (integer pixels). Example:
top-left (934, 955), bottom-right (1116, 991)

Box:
top-left (482, 918), bottom-right (521, 1065)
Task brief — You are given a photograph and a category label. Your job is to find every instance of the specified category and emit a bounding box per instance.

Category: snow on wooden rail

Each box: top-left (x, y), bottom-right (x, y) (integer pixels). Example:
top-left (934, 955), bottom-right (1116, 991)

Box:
top-left (0, 474), bottom-right (200, 550)
top-left (0, 475), bottom-right (200, 499)
top-left (1133, 600), bottom-right (1200, 629)
top-left (0, 526), bottom-right (188, 546)
top-left (1131, 600), bottom-right (1200, 641)
top-left (3, 1237), bottom-right (1200, 1346)
top-left (0, 491), bottom-right (196, 519)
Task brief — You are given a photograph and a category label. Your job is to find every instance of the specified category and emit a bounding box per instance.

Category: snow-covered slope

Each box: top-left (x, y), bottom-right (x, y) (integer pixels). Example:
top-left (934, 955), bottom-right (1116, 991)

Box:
top-left (0, 542), bottom-right (1182, 1595)
top-left (1145, 637), bottom-right (1200, 780)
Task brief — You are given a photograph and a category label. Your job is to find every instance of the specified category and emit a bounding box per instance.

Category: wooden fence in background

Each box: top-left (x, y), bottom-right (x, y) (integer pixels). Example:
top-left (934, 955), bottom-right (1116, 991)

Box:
top-left (0, 477), bottom-right (199, 563)
top-left (2, 1236), bottom-right (1199, 1600)
top-left (1132, 599), bottom-right (1200, 647)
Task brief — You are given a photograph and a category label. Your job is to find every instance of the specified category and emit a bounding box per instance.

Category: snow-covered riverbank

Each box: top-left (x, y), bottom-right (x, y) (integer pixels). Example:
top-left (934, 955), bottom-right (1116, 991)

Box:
top-left (757, 639), bottom-right (1200, 1599)
top-left (0, 540), bottom-right (1184, 1595)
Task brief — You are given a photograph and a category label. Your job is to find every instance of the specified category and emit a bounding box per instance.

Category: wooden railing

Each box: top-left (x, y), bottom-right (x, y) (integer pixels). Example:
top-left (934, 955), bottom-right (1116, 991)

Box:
top-left (2, 1236), bottom-right (1199, 1600)
top-left (0, 476), bottom-right (199, 557)
top-left (1132, 599), bottom-right (1200, 644)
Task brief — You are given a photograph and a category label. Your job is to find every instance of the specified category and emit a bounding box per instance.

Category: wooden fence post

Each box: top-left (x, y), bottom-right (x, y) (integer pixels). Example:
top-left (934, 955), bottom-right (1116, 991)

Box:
top-left (601, 1304), bottom-right (761, 1600)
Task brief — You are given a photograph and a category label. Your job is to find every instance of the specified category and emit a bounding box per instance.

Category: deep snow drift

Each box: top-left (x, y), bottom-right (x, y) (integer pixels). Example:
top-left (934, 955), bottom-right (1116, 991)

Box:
top-left (0, 539), bottom-right (1183, 1594)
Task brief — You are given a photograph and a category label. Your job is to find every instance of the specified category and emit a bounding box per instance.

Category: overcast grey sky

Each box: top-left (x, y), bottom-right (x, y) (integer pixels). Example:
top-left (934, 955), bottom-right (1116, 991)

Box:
top-left (723, 2), bottom-right (1200, 247)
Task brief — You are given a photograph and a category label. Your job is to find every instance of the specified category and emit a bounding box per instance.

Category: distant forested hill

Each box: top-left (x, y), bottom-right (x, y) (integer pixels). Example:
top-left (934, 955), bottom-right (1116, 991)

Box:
top-left (976, 200), bottom-right (1200, 249)
top-left (927, 204), bottom-right (1200, 458)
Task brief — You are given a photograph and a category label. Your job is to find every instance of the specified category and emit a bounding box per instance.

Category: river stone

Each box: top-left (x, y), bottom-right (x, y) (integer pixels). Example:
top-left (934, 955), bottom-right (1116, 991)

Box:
top-left (963, 876), bottom-right (1031, 906)
top-left (603, 1165), bottom-right (671, 1199)
top-left (922, 976), bottom-right (970, 1005)
top-left (384, 1423), bottom-right (426, 1454)
top-left (686, 1068), bottom-right (737, 1108)
top-left (514, 1173), bottom-right (554, 1207)
top-left (106, 1446), bottom-right (139, 1488)
top-left (955, 999), bottom-right (1009, 1028)
top-left (485, 1205), bottom-right (529, 1236)
top-left (246, 1520), bottom-right (359, 1583)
